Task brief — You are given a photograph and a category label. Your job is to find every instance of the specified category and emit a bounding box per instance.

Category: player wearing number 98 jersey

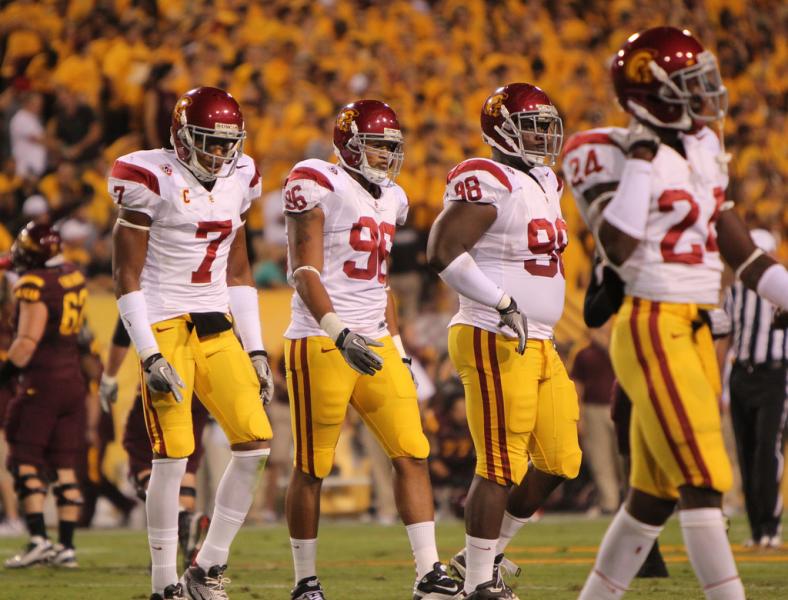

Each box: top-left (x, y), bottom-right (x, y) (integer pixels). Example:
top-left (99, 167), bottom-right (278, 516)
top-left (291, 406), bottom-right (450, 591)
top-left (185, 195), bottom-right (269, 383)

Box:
top-left (110, 86), bottom-right (273, 600)
top-left (427, 83), bottom-right (581, 598)
top-left (282, 100), bottom-right (460, 600)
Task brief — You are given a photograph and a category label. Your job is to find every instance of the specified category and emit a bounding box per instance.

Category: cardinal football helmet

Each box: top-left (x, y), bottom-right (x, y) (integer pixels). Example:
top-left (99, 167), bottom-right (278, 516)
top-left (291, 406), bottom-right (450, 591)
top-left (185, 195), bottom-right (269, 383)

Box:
top-left (171, 86), bottom-right (246, 181)
top-left (11, 221), bottom-right (61, 272)
top-left (333, 100), bottom-right (404, 186)
top-left (481, 83), bottom-right (563, 166)
top-left (612, 26), bottom-right (727, 130)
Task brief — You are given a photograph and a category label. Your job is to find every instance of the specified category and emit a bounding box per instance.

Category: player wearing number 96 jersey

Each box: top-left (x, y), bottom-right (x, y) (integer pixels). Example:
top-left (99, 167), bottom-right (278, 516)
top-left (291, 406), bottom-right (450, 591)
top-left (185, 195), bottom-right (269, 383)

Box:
top-left (427, 83), bottom-right (581, 598)
top-left (110, 86), bottom-right (273, 600)
top-left (1, 222), bottom-right (88, 569)
top-left (570, 27), bottom-right (788, 600)
top-left (282, 99), bottom-right (460, 600)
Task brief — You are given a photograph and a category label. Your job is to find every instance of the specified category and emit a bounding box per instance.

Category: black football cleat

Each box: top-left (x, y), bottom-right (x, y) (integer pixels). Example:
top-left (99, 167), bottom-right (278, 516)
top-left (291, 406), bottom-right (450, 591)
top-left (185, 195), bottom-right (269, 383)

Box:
top-left (413, 562), bottom-right (461, 599)
top-left (150, 582), bottom-right (187, 600)
top-left (181, 563), bottom-right (230, 599)
top-left (460, 579), bottom-right (520, 599)
top-left (291, 576), bottom-right (327, 599)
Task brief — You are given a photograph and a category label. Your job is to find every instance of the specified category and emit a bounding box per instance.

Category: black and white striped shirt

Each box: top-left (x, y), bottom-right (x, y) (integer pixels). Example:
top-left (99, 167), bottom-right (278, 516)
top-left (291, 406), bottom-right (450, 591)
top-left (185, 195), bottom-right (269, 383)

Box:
top-left (725, 282), bottom-right (787, 366)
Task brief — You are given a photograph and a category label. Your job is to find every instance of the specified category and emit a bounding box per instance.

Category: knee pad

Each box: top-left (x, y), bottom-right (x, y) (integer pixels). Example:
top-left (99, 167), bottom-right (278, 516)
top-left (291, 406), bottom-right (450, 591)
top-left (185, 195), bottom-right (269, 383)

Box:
top-left (13, 468), bottom-right (48, 500)
top-left (53, 482), bottom-right (84, 507)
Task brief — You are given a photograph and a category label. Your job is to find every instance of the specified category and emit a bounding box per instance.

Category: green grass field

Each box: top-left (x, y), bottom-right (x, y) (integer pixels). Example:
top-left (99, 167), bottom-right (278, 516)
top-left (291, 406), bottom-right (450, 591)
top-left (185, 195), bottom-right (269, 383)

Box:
top-left (0, 515), bottom-right (785, 599)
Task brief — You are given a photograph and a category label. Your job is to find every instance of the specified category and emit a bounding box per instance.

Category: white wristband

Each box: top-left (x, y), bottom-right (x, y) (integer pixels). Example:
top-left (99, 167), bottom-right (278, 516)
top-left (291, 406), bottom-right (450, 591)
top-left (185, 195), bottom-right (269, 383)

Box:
top-left (439, 252), bottom-right (506, 309)
top-left (320, 312), bottom-right (346, 341)
top-left (392, 334), bottom-right (407, 358)
top-left (228, 285), bottom-right (264, 352)
top-left (117, 290), bottom-right (158, 360)
top-left (602, 159), bottom-right (653, 241)
top-left (756, 264), bottom-right (788, 312)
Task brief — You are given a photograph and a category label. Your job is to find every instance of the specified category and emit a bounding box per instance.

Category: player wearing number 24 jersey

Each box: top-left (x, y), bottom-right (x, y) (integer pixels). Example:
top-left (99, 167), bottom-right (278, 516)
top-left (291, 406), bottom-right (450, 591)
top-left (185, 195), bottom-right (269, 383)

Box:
top-left (568, 27), bottom-right (788, 600)
top-left (110, 86), bottom-right (273, 600)
top-left (428, 83), bottom-right (581, 599)
top-left (283, 100), bottom-right (460, 600)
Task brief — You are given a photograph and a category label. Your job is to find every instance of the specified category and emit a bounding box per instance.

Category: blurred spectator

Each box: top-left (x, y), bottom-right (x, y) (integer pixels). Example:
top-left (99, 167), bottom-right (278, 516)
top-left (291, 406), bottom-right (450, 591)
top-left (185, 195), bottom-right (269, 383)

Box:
top-left (47, 88), bottom-right (102, 164)
top-left (9, 92), bottom-right (46, 178)
top-left (570, 326), bottom-right (623, 515)
top-left (142, 62), bottom-right (178, 149)
top-left (21, 194), bottom-right (49, 224)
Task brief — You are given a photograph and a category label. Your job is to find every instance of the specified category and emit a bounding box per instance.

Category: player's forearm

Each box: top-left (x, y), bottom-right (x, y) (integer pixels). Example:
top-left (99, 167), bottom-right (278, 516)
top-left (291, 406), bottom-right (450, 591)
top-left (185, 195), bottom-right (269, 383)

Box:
top-left (104, 343), bottom-right (129, 378)
top-left (385, 290), bottom-right (400, 336)
top-left (294, 271), bottom-right (335, 326)
top-left (6, 337), bottom-right (38, 368)
top-left (228, 285), bottom-right (264, 352)
top-left (598, 220), bottom-right (640, 267)
top-left (436, 252), bottom-right (508, 310)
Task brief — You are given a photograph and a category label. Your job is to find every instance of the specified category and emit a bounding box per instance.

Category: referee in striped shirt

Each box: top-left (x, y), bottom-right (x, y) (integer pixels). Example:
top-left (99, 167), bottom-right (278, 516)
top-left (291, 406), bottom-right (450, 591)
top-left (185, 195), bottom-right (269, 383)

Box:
top-left (723, 228), bottom-right (788, 549)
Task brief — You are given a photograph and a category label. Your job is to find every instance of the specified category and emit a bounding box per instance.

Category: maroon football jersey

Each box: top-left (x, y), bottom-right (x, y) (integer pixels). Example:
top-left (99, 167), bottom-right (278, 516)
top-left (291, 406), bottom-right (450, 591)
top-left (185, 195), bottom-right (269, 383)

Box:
top-left (13, 263), bottom-right (87, 375)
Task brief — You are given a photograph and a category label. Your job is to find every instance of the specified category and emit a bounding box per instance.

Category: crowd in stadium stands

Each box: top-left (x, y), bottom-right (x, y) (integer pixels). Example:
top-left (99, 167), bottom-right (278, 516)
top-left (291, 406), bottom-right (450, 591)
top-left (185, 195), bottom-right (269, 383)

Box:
top-left (0, 0), bottom-right (785, 522)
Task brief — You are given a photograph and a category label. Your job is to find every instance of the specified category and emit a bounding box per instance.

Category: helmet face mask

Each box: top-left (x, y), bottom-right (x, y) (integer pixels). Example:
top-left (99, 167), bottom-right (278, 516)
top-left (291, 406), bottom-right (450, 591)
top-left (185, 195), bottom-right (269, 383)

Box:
top-left (333, 100), bottom-right (404, 187)
top-left (171, 87), bottom-right (246, 182)
top-left (613, 27), bottom-right (728, 131)
top-left (653, 51), bottom-right (728, 124)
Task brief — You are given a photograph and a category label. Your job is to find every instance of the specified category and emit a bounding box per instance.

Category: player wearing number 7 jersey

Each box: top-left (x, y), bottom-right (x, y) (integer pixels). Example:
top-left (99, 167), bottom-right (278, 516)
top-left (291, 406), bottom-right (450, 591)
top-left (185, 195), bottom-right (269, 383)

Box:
top-left (282, 100), bottom-right (459, 600)
top-left (567, 27), bottom-right (788, 600)
top-left (110, 86), bottom-right (274, 600)
top-left (427, 83), bottom-right (581, 599)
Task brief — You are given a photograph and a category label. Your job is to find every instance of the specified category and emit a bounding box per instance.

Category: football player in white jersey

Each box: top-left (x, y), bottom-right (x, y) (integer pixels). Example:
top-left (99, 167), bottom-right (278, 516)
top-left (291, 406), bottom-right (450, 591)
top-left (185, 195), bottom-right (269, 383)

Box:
top-left (282, 100), bottom-right (460, 600)
top-left (110, 86), bottom-right (274, 600)
top-left (427, 83), bottom-right (581, 599)
top-left (562, 28), bottom-right (788, 600)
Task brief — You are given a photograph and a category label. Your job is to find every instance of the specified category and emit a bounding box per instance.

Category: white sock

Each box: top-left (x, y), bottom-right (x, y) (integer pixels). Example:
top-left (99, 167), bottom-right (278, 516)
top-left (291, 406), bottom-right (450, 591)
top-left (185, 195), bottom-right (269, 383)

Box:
top-left (290, 537), bottom-right (317, 584)
top-left (147, 458), bottom-right (187, 593)
top-left (578, 508), bottom-right (663, 600)
top-left (464, 535), bottom-right (497, 593)
top-left (405, 521), bottom-right (439, 580)
top-left (496, 511), bottom-right (528, 554)
top-left (679, 509), bottom-right (745, 600)
top-left (195, 449), bottom-right (269, 570)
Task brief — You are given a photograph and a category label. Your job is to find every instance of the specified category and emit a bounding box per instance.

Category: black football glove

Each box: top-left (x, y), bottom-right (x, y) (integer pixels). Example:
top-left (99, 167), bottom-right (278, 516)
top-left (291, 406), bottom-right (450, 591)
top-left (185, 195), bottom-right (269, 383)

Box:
top-left (142, 353), bottom-right (185, 402)
top-left (497, 296), bottom-right (528, 355)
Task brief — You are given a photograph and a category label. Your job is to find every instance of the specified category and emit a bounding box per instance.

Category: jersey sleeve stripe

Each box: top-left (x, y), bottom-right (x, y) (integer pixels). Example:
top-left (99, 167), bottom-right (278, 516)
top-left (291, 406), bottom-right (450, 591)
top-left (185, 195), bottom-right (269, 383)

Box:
top-left (447, 159), bottom-right (512, 192)
top-left (562, 132), bottom-right (617, 156)
top-left (286, 167), bottom-right (335, 191)
top-left (110, 161), bottom-right (161, 195)
top-left (250, 166), bottom-right (261, 189)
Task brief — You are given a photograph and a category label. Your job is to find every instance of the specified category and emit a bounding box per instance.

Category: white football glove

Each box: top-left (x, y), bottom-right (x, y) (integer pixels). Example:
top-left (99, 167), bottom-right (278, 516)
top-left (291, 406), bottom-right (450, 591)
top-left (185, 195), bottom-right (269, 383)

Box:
top-left (335, 329), bottom-right (384, 375)
top-left (142, 353), bottom-right (185, 402)
top-left (496, 295), bottom-right (528, 355)
top-left (98, 373), bottom-right (118, 413)
top-left (608, 119), bottom-right (661, 157)
top-left (249, 350), bottom-right (274, 405)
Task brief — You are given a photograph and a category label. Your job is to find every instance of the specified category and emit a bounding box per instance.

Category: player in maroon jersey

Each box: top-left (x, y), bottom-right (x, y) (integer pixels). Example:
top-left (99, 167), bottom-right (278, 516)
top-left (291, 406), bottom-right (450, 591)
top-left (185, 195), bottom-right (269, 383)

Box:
top-left (0, 222), bottom-right (88, 568)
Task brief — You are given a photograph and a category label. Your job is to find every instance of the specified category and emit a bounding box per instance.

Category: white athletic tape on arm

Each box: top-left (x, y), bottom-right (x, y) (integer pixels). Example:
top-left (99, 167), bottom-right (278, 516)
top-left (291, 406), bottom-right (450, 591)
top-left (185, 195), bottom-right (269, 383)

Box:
top-left (392, 334), bottom-right (407, 358)
top-left (439, 252), bottom-right (506, 309)
top-left (116, 290), bottom-right (158, 360)
top-left (756, 264), bottom-right (788, 312)
top-left (228, 285), bottom-right (264, 352)
top-left (319, 312), bottom-right (346, 342)
top-left (117, 218), bottom-right (151, 231)
top-left (602, 159), bottom-right (653, 240)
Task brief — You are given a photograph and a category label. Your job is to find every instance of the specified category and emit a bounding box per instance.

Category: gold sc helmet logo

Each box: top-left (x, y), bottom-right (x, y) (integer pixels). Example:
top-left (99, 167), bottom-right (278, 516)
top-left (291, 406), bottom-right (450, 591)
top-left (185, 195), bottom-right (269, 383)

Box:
top-left (625, 49), bottom-right (657, 83)
top-left (336, 108), bottom-right (359, 132)
top-left (173, 96), bottom-right (193, 124)
top-left (484, 92), bottom-right (508, 117)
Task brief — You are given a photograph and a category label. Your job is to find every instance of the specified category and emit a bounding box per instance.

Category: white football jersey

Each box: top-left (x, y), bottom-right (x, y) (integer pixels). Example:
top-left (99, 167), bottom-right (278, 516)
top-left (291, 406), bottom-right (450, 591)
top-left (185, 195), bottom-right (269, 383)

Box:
top-left (283, 159), bottom-right (408, 339)
top-left (443, 158), bottom-right (568, 339)
top-left (108, 149), bottom-right (261, 324)
top-left (563, 126), bottom-right (727, 305)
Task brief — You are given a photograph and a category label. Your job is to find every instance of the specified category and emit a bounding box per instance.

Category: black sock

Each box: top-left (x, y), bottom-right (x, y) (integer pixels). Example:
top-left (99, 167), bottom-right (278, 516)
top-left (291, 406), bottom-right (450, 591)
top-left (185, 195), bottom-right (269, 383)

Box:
top-left (58, 520), bottom-right (77, 549)
top-left (25, 513), bottom-right (47, 539)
